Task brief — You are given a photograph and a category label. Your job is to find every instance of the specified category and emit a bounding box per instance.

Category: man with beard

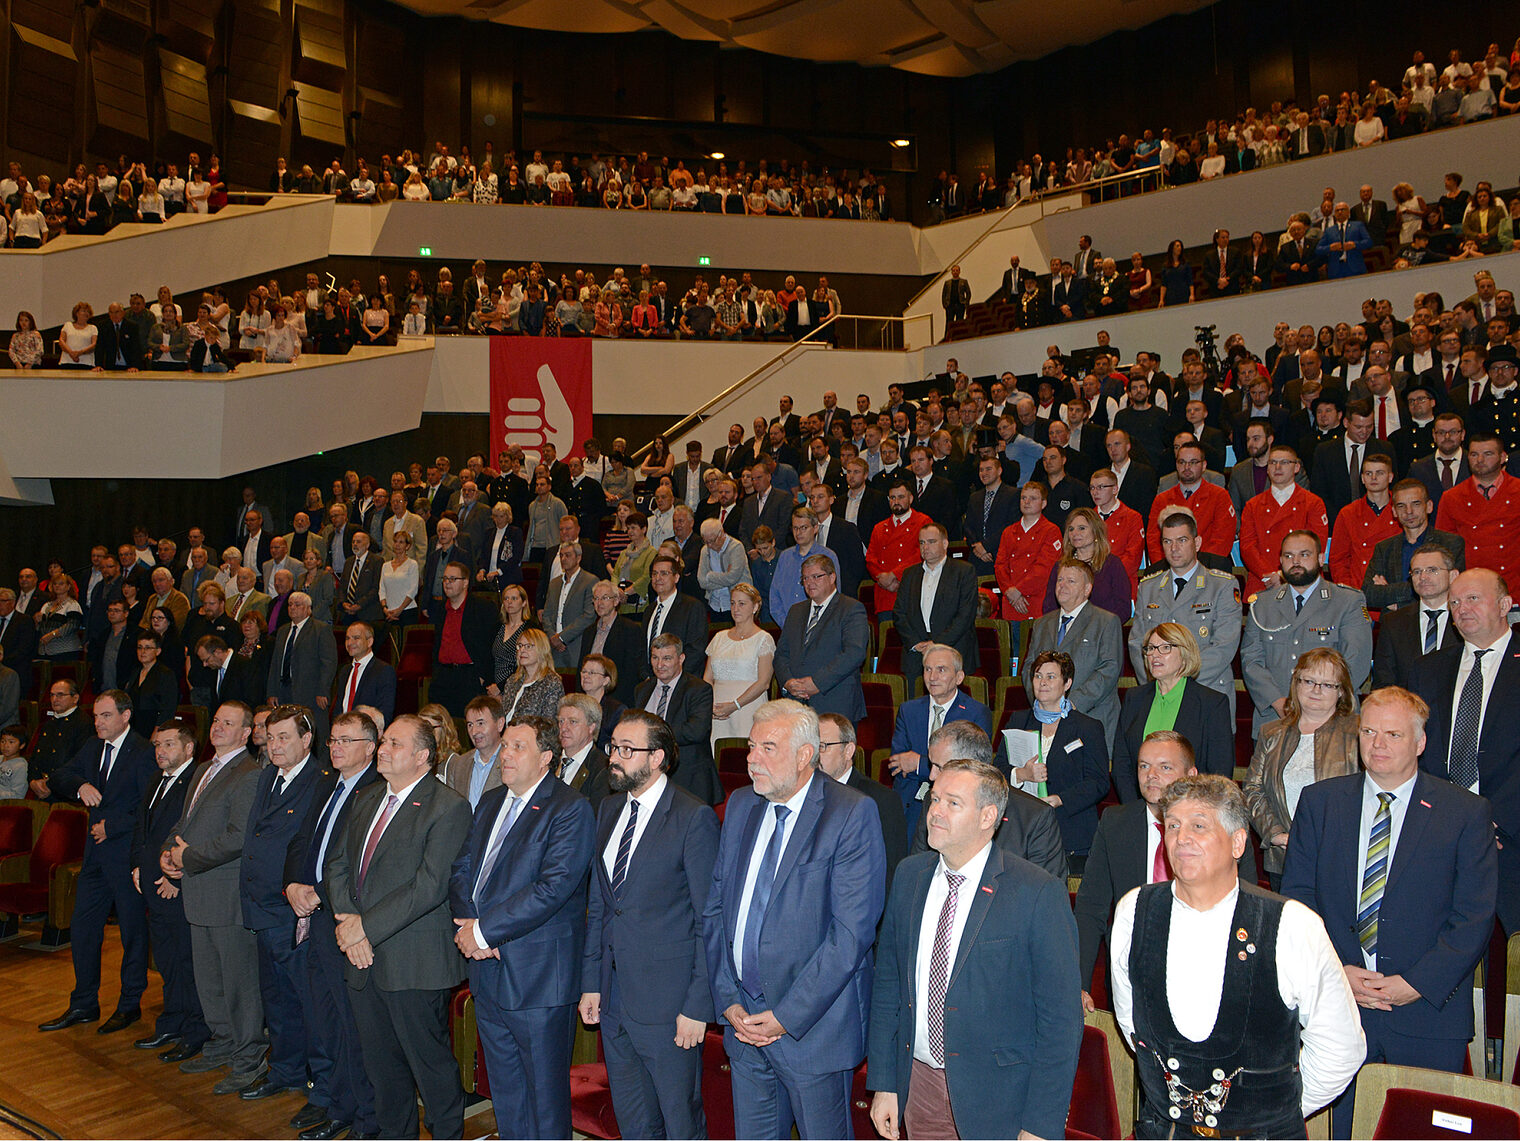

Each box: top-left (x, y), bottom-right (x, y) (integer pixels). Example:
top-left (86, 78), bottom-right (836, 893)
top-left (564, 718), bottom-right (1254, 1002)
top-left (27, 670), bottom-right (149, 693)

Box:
top-left (579, 710), bottom-right (719, 1139)
top-left (1241, 531), bottom-right (1373, 737)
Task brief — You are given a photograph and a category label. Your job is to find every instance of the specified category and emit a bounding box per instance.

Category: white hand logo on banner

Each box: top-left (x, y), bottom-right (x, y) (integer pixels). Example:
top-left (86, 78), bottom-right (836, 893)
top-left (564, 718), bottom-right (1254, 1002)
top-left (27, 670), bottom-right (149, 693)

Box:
top-left (503, 363), bottom-right (576, 464)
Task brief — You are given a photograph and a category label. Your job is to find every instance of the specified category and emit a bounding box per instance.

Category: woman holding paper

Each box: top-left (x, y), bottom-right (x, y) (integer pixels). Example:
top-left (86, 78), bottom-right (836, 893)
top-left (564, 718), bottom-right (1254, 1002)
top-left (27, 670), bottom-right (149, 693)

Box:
top-left (1002, 650), bottom-right (1112, 872)
top-left (1110, 622), bottom-right (1235, 804)
top-left (1242, 647), bottom-right (1359, 889)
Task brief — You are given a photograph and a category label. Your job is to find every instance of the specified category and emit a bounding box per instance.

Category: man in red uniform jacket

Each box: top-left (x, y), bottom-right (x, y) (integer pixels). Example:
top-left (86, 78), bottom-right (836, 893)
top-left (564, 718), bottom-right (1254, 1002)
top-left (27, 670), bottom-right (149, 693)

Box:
top-left (866, 483), bottom-right (930, 618)
top-left (1436, 433), bottom-right (1520, 595)
top-left (1328, 454), bottom-right (1399, 590)
top-left (1092, 470), bottom-right (1144, 595)
top-left (1146, 442), bottom-right (1238, 564)
top-left (1239, 445), bottom-right (1330, 596)
top-left (994, 483), bottom-right (1064, 620)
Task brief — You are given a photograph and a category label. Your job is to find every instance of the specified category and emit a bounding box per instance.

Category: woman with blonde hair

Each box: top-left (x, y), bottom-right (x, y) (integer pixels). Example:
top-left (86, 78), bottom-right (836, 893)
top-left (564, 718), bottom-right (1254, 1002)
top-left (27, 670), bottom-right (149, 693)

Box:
top-left (496, 627), bottom-right (565, 722)
top-left (1243, 647), bottom-right (1360, 887)
top-left (1111, 622), bottom-right (1235, 801)
top-left (419, 703), bottom-right (465, 770)
top-left (1042, 507), bottom-right (1130, 618)
top-left (703, 582), bottom-right (775, 747)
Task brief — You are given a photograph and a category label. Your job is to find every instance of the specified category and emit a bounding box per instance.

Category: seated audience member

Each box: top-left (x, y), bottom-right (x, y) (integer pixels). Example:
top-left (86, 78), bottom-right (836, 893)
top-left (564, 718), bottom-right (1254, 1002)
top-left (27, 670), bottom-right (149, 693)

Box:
top-left (0, 725), bottom-right (26, 799)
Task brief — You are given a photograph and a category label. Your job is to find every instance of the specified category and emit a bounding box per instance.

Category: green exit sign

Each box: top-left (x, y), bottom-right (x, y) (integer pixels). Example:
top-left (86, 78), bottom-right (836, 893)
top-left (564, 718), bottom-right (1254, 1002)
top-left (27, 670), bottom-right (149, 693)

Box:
top-left (697, 255), bottom-right (711, 266)
top-left (418, 246), bottom-right (433, 256)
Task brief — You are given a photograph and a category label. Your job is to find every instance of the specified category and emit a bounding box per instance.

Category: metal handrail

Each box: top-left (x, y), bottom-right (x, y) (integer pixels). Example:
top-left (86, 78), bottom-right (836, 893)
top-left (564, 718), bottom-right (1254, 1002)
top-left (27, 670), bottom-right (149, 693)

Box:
top-left (903, 201), bottom-right (1027, 310)
top-left (628, 313), bottom-right (929, 460)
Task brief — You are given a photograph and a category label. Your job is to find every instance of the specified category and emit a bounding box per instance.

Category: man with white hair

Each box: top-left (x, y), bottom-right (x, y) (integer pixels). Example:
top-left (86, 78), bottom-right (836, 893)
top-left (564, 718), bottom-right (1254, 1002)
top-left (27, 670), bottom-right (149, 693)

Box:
top-left (265, 592), bottom-right (337, 738)
top-left (696, 517), bottom-right (751, 619)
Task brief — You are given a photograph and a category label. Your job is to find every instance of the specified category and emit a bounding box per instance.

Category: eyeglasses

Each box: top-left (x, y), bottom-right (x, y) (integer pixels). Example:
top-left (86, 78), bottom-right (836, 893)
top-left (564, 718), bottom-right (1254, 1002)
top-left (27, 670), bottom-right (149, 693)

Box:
top-left (608, 743), bottom-right (657, 759)
top-left (442, 575), bottom-right (469, 583)
top-left (1142, 642), bottom-right (1178, 654)
top-left (819, 740), bottom-right (848, 749)
top-left (329, 737), bottom-right (368, 747)
top-left (1296, 678), bottom-right (1340, 694)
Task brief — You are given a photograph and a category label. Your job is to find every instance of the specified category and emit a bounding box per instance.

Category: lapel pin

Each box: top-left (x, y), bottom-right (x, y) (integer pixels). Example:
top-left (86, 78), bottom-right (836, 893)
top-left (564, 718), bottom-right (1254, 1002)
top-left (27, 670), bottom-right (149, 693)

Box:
top-left (412, 801), bottom-right (422, 807)
top-left (1420, 800), bottom-right (1432, 808)
top-left (1235, 928), bottom-right (1248, 941)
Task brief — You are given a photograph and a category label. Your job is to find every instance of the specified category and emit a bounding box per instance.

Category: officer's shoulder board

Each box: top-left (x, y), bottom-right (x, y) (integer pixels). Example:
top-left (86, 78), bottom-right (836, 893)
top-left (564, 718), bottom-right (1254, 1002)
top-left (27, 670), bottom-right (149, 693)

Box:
top-left (1140, 566), bottom-right (1170, 584)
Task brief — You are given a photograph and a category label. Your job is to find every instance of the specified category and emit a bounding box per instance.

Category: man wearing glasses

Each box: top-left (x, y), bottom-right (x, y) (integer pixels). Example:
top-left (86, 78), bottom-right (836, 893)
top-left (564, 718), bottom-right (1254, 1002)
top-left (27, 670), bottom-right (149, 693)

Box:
top-left (429, 561), bottom-right (498, 718)
top-left (282, 710), bottom-right (382, 1140)
top-left (579, 710), bottom-right (720, 1139)
top-left (1239, 445), bottom-right (1331, 598)
top-left (1241, 531), bottom-right (1373, 737)
top-left (816, 712), bottom-right (908, 888)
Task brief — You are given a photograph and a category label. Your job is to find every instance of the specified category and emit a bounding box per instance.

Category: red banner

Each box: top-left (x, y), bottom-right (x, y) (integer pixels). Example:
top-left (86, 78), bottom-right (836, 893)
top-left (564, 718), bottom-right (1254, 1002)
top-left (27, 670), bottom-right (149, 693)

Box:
top-left (489, 337), bottom-right (593, 466)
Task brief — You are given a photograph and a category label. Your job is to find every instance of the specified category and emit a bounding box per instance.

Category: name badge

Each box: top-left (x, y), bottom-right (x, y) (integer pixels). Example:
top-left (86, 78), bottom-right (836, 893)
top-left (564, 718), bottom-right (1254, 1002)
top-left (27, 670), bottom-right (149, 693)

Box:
top-left (1065, 739), bottom-right (1083, 753)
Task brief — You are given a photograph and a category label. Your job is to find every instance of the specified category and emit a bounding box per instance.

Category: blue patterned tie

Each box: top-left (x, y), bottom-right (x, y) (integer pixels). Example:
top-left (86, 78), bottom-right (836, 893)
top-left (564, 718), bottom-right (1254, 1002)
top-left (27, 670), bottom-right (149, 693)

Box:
top-left (1357, 792), bottom-right (1394, 954)
top-left (1057, 614), bottom-right (1072, 646)
top-left (1449, 649), bottom-right (1489, 790)
top-left (610, 799), bottom-right (639, 897)
top-left (1424, 610), bottom-right (1440, 654)
top-left (741, 804), bottom-right (792, 997)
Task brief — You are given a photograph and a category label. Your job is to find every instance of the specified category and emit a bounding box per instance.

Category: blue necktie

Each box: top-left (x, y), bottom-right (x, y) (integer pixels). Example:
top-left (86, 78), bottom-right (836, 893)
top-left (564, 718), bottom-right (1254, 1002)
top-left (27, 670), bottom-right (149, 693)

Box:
top-left (741, 804), bottom-right (792, 997)
top-left (473, 795), bottom-right (522, 903)
top-left (1057, 614), bottom-right (1072, 646)
top-left (610, 799), bottom-right (639, 897)
top-left (1449, 649), bottom-right (1490, 790)
top-left (307, 783), bottom-right (344, 880)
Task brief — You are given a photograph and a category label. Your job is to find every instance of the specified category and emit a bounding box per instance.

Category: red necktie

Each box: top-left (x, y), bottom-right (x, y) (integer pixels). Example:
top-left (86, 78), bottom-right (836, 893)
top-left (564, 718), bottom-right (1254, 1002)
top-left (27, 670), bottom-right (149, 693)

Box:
top-left (1474, 382), bottom-right (1482, 405)
top-left (1153, 821), bottom-right (1172, 883)
top-left (1377, 396), bottom-right (1388, 438)
top-left (345, 663), bottom-right (360, 711)
top-left (357, 793), bottom-right (398, 895)
top-left (1446, 363), bottom-right (1455, 387)
top-left (1441, 459), bottom-right (1455, 490)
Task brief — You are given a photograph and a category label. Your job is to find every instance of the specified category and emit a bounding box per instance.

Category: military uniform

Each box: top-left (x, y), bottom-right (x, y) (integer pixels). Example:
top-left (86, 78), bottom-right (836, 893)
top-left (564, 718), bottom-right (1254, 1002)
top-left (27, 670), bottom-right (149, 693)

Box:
top-left (1240, 579), bottom-right (1374, 737)
top-left (1129, 563), bottom-right (1244, 718)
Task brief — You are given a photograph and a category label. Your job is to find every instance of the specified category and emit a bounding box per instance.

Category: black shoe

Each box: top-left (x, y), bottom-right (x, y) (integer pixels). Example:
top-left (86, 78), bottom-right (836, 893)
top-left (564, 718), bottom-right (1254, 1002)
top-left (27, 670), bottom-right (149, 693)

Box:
top-left (238, 1075), bottom-right (303, 1101)
top-left (160, 1042), bottom-right (203, 1063)
top-left (134, 1031), bottom-right (179, 1050)
top-left (290, 1102), bottom-right (328, 1130)
top-left (97, 1010), bottom-right (141, 1035)
top-left (299, 1120), bottom-right (351, 1141)
top-left (39, 1008), bottom-right (98, 1032)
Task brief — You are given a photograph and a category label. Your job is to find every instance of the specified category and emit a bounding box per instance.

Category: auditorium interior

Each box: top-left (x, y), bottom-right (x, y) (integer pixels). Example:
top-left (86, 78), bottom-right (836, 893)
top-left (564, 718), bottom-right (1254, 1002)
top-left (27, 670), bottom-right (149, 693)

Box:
top-left (2, 0), bottom-right (1520, 1136)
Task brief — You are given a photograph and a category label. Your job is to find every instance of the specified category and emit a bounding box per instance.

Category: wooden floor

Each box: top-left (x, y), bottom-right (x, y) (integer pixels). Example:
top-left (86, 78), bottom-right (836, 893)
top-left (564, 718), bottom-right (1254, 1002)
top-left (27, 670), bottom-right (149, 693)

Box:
top-left (0, 922), bottom-right (502, 1139)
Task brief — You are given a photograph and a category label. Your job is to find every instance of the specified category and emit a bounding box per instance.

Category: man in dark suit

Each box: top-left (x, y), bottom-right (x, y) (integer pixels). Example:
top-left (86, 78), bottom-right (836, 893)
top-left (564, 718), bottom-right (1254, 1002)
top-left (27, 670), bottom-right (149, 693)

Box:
top-left (562, 461), bottom-right (607, 535)
top-left (1408, 412), bottom-right (1469, 510)
top-left (941, 265), bottom-right (972, 325)
top-left (556, 693), bottom-right (610, 812)
top-left (737, 461), bottom-right (793, 551)
top-left (774, 554), bottom-right (870, 725)
top-left (840, 460), bottom-right (889, 545)
top-left (337, 531), bottom-right (384, 628)
top-left (428, 561), bottom-right (498, 717)
top-left (282, 710), bottom-right (382, 1140)
top-left (196, 635), bottom-right (264, 710)
top-left (0, 590), bottom-right (36, 696)
top-left (997, 255), bottom-right (1036, 303)
top-left (806, 483), bottom-right (866, 603)
top-left (888, 648), bottom-right (994, 832)
top-left (39, 690), bottom-right (156, 1035)
top-left (785, 293), bottom-right (823, 341)
top-left (1412, 569), bottom-right (1520, 932)
top-left (814, 392), bottom-right (846, 442)
top-left (131, 719), bottom-right (208, 1056)
top-left (902, 447), bottom-right (957, 538)
top-left (27, 679), bottom-right (93, 800)
top-left (159, 702), bottom-right (263, 1078)
top-left (769, 396), bottom-right (803, 444)
top-left (819, 713), bottom-right (908, 888)
top-left (1283, 687), bottom-right (1496, 1139)
top-left (329, 715), bottom-right (472, 1140)
top-left (1310, 401), bottom-right (1395, 524)
top-left (449, 714), bottom-right (594, 1141)
top-left (450, 480), bottom-right (494, 554)
top-left (671, 442), bottom-right (715, 509)
top-left (1352, 184), bottom-right (1391, 248)
top-left (907, 722), bottom-right (1069, 879)
top-left (419, 517), bottom-right (475, 625)
top-left (713, 424), bottom-right (749, 479)
top-left (1074, 730), bottom-right (1251, 1006)
top-left (1287, 112), bottom-right (1327, 158)
top-left (962, 456), bottom-right (1020, 575)
top-left (237, 705), bottom-right (323, 1101)
top-left (96, 301), bottom-right (145, 370)
top-left (701, 699), bottom-right (886, 1139)
top-left (639, 556), bottom-right (708, 681)
top-left (633, 635), bottom-right (721, 806)
top-left (333, 622), bottom-right (396, 724)
top-left (580, 709), bottom-right (719, 1139)
top-left (265, 593), bottom-right (337, 741)
top-left (1107, 430), bottom-right (1160, 521)
top-left (869, 757), bottom-right (1081, 1141)
top-left (892, 523), bottom-right (980, 681)
top-left (580, 582), bottom-right (645, 707)
top-left (1202, 230), bottom-right (1244, 296)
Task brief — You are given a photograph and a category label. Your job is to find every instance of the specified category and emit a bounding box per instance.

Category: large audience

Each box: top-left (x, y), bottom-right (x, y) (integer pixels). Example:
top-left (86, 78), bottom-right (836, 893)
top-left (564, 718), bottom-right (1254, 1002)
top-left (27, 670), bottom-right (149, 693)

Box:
top-left (1, 250), bottom-right (1518, 1138)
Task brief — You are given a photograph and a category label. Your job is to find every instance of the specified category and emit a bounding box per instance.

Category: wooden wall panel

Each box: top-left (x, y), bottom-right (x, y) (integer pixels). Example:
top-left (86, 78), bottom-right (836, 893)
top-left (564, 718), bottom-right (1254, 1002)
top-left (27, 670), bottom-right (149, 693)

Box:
top-left (157, 0), bottom-right (220, 63)
top-left (225, 0), bottom-right (285, 109)
top-left (10, 0), bottom-right (74, 42)
top-left (157, 49), bottom-right (214, 157)
top-left (8, 24), bottom-right (78, 162)
top-left (224, 98), bottom-right (282, 187)
top-left (292, 2), bottom-right (347, 88)
top-left (88, 41), bottom-right (150, 159)
top-left (293, 81), bottom-right (346, 169)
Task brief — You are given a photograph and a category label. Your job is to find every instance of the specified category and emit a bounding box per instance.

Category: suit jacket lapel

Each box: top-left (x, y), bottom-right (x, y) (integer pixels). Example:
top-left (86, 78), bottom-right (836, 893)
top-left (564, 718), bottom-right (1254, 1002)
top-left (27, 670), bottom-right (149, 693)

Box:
top-left (625, 782), bottom-right (675, 893)
top-left (905, 856), bottom-right (936, 996)
top-left (1478, 647), bottom-right (1520, 757)
top-left (949, 845), bottom-right (1003, 988)
top-left (1338, 778), bottom-right (1364, 911)
top-left (1386, 775), bottom-right (1434, 894)
top-left (771, 776), bottom-right (825, 896)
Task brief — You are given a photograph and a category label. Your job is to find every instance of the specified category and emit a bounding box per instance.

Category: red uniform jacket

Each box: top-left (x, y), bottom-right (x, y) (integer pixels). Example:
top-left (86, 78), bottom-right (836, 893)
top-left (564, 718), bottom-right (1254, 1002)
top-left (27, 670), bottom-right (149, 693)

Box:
top-left (1100, 502), bottom-right (1145, 597)
top-left (993, 516), bottom-right (1064, 619)
top-left (1436, 474), bottom-right (1520, 596)
top-left (1239, 484), bottom-right (1330, 597)
top-left (866, 509), bottom-right (931, 616)
top-left (1329, 497), bottom-right (1400, 591)
top-left (1147, 481), bottom-right (1238, 564)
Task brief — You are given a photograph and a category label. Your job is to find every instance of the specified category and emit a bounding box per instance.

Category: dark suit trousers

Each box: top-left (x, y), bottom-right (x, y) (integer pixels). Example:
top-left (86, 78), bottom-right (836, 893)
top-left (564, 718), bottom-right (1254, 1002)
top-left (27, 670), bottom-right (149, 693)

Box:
top-left (475, 998), bottom-right (576, 1140)
top-left (255, 928), bottom-right (309, 1085)
top-left (429, 663), bottom-right (481, 719)
top-left (70, 855), bottom-right (149, 1013)
top-left (727, 990), bottom-right (852, 1140)
top-left (300, 917), bottom-right (376, 1131)
top-left (190, 921), bottom-right (265, 1070)
top-left (1330, 1011), bottom-right (1466, 1139)
top-left (603, 970), bottom-right (707, 1139)
top-left (146, 900), bottom-right (208, 1045)
top-left (349, 983), bottom-right (463, 1141)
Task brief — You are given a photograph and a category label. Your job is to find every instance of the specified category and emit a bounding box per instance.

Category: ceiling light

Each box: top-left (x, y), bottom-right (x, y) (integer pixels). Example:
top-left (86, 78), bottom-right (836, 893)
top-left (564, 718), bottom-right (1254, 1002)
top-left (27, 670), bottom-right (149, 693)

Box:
top-left (890, 138), bottom-right (912, 148)
top-left (709, 151), bottom-right (726, 159)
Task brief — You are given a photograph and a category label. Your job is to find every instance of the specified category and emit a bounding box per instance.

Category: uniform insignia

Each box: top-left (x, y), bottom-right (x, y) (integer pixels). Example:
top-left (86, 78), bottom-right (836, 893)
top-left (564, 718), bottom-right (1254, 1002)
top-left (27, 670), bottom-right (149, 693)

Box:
top-left (1235, 928), bottom-right (1247, 941)
top-left (1146, 603), bottom-right (1160, 609)
top-left (1233, 587), bottom-right (1241, 602)
top-left (1199, 626), bottom-right (1208, 636)
top-left (1196, 577), bottom-right (1205, 589)
top-left (1320, 588), bottom-right (1329, 599)
top-left (1247, 593), bottom-right (1258, 604)
top-left (1362, 606), bottom-right (1370, 622)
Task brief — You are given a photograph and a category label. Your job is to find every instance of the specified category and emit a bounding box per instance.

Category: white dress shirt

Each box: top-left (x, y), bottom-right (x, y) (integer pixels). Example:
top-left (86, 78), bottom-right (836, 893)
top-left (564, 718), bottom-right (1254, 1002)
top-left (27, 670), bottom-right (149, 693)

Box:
top-left (1111, 884), bottom-right (1366, 1116)
top-left (913, 841), bottom-right (993, 1065)
top-left (601, 773), bottom-right (668, 878)
top-left (340, 651), bottom-right (373, 712)
top-left (918, 556), bottom-right (946, 632)
top-left (314, 765), bottom-right (372, 874)
top-left (733, 776), bottom-right (814, 972)
top-left (1448, 628), bottom-right (1510, 792)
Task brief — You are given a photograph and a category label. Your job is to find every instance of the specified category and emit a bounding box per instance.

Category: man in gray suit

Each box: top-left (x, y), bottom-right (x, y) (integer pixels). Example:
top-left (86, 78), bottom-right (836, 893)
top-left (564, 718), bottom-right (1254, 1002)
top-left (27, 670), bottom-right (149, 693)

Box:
top-left (774, 553), bottom-right (870, 722)
top-left (737, 460), bottom-right (793, 551)
top-left (1022, 559), bottom-right (1124, 749)
top-left (159, 701), bottom-right (263, 1081)
top-left (326, 715), bottom-right (473, 1141)
top-left (543, 543), bottom-right (597, 670)
top-left (265, 593), bottom-right (337, 739)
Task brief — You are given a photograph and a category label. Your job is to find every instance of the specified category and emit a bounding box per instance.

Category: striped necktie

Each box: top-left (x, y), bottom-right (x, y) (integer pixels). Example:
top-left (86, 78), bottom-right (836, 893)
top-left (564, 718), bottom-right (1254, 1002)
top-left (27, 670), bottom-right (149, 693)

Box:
top-left (1357, 792), bottom-right (1394, 954)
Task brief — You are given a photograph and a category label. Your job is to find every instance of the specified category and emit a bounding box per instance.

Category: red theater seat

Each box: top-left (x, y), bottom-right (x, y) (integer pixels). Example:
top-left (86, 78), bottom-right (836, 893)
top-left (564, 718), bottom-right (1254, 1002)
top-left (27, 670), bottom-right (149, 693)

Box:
top-left (1066, 1024), bottom-right (1122, 1141)
top-left (1372, 1088), bottom-right (1520, 1139)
